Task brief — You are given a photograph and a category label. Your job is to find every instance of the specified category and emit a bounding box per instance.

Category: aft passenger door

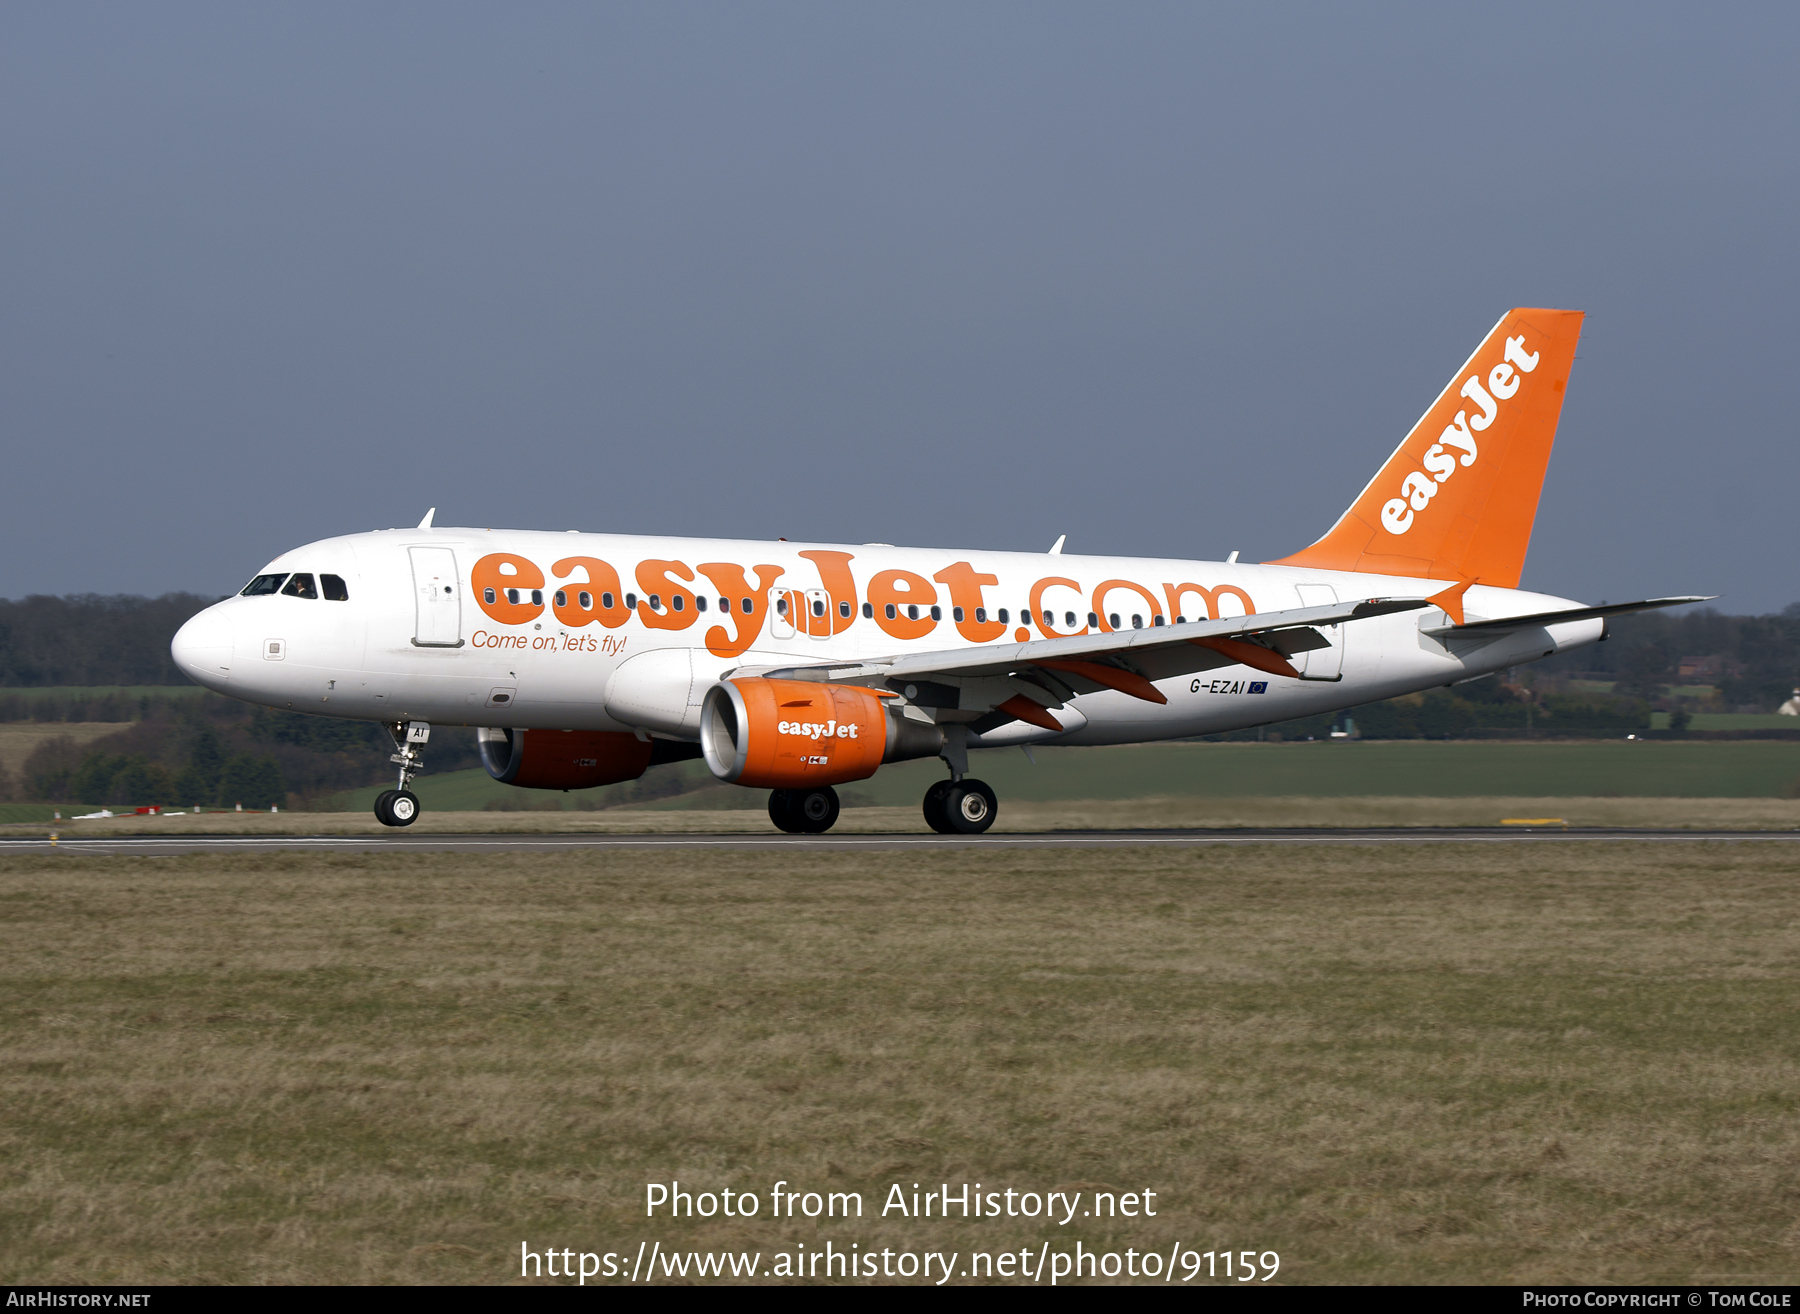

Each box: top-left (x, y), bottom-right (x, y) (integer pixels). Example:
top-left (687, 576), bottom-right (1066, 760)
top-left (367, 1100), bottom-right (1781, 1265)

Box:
top-left (409, 546), bottom-right (464, 648)
top-left (1293, 583), bottom-right (1342, 680)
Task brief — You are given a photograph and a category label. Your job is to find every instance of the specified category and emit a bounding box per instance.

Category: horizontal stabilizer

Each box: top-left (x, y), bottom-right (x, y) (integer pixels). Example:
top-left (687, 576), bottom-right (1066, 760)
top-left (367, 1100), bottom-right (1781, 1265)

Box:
top-left (1423, 595), bottom-right (1714, 637)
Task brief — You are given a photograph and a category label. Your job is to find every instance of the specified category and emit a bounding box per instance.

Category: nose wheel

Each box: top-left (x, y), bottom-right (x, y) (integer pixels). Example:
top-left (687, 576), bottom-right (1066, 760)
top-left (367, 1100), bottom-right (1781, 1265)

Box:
top-left (374, 788), bottom-right (420, 827)
top-left (377, 720), bottom-right (428, 827)
top-left (768, 786), bottom-right (841, 834)
top-left (923, 778), bottom-right (996, 834)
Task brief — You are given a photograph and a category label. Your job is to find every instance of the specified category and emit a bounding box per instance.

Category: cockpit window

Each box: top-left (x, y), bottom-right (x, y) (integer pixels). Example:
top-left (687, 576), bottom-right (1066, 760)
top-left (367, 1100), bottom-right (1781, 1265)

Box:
top-left (241, 573), bottom-right (288, 596)
top-left (321, 574), bottom-right (349, 601)
top-left (281, 573), bottom-right (319, 599)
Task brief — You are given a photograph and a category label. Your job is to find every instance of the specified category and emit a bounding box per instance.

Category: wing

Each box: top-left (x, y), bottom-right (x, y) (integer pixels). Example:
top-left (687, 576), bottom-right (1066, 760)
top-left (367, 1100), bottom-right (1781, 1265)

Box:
top-left (1420, 595), bottom-right (1713, 637)
top-left (731, 596), bottom-right (1428, 728)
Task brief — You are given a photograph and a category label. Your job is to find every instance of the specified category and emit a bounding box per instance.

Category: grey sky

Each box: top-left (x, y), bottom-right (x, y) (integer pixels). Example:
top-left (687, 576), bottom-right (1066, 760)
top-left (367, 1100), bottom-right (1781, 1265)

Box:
top-left (2, 4), bottom-right (1794, 610)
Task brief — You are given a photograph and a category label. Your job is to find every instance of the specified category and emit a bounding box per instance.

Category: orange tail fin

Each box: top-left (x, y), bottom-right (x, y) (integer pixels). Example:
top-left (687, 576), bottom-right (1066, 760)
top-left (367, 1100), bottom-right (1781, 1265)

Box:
top-left (1269, 308), bottom-right (1584, 589)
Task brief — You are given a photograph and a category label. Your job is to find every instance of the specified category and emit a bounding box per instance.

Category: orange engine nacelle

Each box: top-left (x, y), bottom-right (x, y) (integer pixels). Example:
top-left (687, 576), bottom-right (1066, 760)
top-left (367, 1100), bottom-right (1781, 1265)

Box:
top-left (477, 727), bottom-right (653, 790)
top-left (700, 679), bottom-right (893, 789)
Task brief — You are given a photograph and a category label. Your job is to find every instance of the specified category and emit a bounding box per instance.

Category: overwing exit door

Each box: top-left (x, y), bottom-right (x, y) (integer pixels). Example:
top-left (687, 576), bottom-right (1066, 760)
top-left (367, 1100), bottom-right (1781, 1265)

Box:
top-left (409, 546), bottom-right (464, 648)
top-left (1294, 583), bottom-right (1342, 680)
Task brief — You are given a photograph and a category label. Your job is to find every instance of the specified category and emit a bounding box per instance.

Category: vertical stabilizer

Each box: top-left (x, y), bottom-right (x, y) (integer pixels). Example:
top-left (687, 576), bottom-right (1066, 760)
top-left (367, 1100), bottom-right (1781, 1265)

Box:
top-left (1270, 308), bottom-right (1584, 588)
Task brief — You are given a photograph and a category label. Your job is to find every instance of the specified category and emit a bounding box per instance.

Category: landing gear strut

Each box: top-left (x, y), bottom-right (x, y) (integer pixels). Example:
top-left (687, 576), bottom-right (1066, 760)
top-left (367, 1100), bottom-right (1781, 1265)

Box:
top-left (921, 723), bottom-right (996, 833)
top-left (375, 720), bottom-right (428, 828)
top-left (768, 786), bottom-right (841, 834)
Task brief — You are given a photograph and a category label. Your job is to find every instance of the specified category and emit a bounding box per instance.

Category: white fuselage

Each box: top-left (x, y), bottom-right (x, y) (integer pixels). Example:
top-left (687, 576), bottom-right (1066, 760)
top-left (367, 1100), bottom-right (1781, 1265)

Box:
top-left (171, 527), bottom-right (1600, 755)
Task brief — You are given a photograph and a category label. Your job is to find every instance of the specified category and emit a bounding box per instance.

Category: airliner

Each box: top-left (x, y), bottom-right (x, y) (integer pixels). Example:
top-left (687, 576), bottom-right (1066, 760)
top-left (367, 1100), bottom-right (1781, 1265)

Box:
top-left (171, 308), bottom-right (1699, 832)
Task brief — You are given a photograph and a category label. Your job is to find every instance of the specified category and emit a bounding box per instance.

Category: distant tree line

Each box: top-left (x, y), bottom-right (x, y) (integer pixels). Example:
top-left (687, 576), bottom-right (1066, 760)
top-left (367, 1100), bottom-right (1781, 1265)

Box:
top-left (5, 695), bottom-right (483, 809)
top-left (1533, 603), bottom-right (1800, 707)
top-left (0, 593), bottom-right (220, 686)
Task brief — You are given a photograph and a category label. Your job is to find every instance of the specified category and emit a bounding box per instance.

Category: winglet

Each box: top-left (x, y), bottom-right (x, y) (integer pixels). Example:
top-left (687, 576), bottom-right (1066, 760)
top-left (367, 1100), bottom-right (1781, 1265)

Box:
top-left (1427, 579), bottom-right (1474, 626)
top-left (418, 507), bottom-right (436, 530)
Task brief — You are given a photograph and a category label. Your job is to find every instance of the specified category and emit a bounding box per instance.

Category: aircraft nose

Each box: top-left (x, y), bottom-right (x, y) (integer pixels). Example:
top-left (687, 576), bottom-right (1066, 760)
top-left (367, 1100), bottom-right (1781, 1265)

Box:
top-left (171, 605), bottom-right (236, 691)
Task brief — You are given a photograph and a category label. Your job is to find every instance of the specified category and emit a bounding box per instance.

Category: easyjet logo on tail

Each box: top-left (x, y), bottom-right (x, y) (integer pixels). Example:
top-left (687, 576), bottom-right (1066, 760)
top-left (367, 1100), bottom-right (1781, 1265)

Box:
top-left (1380, 334), bottom-right (1540, 535)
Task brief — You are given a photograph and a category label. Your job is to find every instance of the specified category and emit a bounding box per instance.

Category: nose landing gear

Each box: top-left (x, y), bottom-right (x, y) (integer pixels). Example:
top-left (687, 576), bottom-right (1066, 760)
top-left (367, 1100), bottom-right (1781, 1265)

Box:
top-left (375, 720), bottom-right (429, 828)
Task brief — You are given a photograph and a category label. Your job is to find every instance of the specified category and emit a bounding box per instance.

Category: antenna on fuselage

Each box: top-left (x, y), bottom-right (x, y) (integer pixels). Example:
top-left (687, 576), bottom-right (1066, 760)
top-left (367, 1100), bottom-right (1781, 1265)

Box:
top-left (418, 508), bottom-right (436, 529)
top-left (1048, 534), bottom-right (1065, 555)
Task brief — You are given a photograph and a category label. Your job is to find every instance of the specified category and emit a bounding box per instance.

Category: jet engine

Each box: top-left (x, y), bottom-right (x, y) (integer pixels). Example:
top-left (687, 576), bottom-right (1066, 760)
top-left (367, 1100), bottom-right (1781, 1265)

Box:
top-left (700, 678), bottom-right (941, 789)
top-left (477, 726), bottom-right (664, 790)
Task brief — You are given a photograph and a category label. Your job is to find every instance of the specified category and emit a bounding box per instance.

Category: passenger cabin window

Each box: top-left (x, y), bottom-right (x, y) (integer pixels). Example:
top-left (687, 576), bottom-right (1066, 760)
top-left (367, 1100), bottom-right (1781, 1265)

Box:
top-left (776, 597), bottom-right (788, 616)
top-left (281, 573), bottom-right (318, 599)
top-left (839, 601), bottom-right (852, 618)
top-left (974, 607), bottom-right (986, 623)
top-left (884, 604), bottom-right (897, 620)
top-left (321, 574), bottom-right (349, 601)
top-left (998, 608), bottom-right (1009, 624)
top-left (719, 596), bottom-right (729, 612)
top-left (1088, 612), bottom-right (1098, 628)
top-left (578, 591), bottom-right (592, 609)
top-left (484, 587), bottom-right (497, 604)
top-left (1041, 610), bottom-right (1053, 626)
top-left (695, 596), bottom-right (707, 612)
top-left (1109, 613), bottom-right (1121, 630)
top-left (241, 573), bottom-right (287, 596)
top-left (930, 605), bottom-right (942, 621)
top-left (953, 607), bottom-right (965, 622)
top-left (602, 592), bottom-right (615, 609)
top-left (625, 592), bottom-right (637, 610)
top-left (673, 595), bottom-right (685, 611)
top-left (862, 602), bottom-right (873, 619)
top-left (906, 604), bottom-right (919, 620)
top-left (1064, 612), bottom-right (1075, 628)
top-left (554, 590), bottom-right (567, 608)
top-left (811, 598), bottom-right (825, 617)
top-left (1131, 614), bottom-right (1143, 629)
top-left (741, 597), bottom-right (752, 614)
top-left (507, 589), bottom-right (520, 604)
top-left (531, 589), bottom-right (543, 606)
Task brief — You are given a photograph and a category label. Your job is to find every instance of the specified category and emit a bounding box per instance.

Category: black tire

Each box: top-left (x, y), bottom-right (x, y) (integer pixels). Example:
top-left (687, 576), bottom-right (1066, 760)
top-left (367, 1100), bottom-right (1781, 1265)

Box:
top-left (387, 789), bottom-right (421, 827)
top-left (922, 780), bottom-right (954, 834)
top-left (768, 789), bottom-right (803, 833)
top-left (793, 786), bottom-right (840, 834)
top-left (373, 789), bottom-right (397, 826)
top-left (943, 779), bottom-right (997, 834)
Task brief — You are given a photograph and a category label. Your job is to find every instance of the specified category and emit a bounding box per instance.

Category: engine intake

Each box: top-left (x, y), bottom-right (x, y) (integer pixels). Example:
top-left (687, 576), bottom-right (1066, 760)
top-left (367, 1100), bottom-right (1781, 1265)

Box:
top-left (701, 678), bottom-right (940, 788)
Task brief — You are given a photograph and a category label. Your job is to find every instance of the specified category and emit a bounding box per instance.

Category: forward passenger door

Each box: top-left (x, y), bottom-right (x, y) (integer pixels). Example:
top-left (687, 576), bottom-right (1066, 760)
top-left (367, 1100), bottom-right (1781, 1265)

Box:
top-left (409, 546), bottom-right (464, 648)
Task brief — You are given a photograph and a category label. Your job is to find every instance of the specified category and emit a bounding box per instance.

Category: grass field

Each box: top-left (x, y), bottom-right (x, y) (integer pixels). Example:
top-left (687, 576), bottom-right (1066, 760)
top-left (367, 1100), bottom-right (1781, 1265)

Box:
top-left (8, 797), bottom-right (1800, 836)
top-left (331, 740), bottom-right (1800, 815)
top-left (0, 686), bottom-right (206, 704)
top-left (3, 842), bottom-right (1798, 1285)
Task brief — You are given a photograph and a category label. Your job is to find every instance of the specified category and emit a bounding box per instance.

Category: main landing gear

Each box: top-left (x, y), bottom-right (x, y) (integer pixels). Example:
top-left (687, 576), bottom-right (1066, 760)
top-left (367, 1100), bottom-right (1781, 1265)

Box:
top-left (922, 777), bottom-right (997, 834)
top-left (768, 786), bottom-right (841, 834)
top-left (375, 720), bottom-right (428, 828)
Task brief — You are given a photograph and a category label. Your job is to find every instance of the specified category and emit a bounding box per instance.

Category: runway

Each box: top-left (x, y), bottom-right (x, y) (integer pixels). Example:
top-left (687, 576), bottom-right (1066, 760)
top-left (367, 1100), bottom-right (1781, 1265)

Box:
top-left (4, 827), bottom-right (1799, 854)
